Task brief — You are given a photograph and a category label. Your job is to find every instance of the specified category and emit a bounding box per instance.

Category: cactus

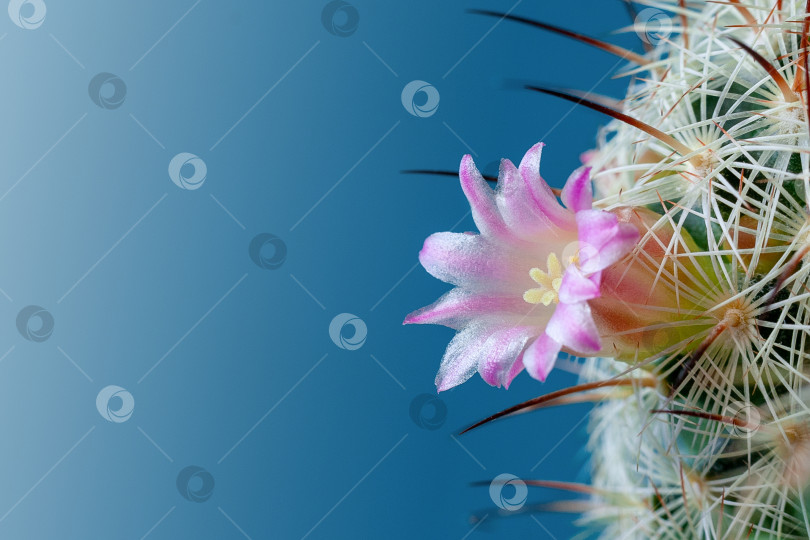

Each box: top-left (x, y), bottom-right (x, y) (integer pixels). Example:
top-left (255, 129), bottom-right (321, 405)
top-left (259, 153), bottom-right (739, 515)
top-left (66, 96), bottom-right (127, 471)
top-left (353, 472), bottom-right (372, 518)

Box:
top-left (407, 1), bottom-right (810, 537)
top-left (580, 2), bottom-right (810, 537)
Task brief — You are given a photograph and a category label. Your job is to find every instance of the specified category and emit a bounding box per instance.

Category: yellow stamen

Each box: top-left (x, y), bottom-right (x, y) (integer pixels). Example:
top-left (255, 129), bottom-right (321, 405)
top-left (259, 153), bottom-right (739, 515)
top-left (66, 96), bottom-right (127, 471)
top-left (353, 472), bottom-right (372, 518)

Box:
top-left (546, 252), bottom-right (561, 277)
top-left (524, 253), bottom-right (564, 305)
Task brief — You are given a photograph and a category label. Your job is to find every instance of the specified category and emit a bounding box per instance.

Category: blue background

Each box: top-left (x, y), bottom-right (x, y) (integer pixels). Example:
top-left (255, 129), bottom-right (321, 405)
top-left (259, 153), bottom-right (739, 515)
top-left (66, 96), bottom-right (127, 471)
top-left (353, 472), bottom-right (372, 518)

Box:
top-left (0, 1), bottom-right (637, 538)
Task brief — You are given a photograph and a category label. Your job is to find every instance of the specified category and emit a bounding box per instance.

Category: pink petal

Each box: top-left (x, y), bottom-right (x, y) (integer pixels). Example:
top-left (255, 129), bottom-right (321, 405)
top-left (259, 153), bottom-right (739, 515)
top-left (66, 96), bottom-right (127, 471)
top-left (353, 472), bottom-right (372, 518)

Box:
top-left (418, 232), bottom-right (533, 293)
top-left (494, 158), bottom-right (556, 240)
top-left (404, 288), bottom-right (529, 330)
top-left (503, 350), bottom-right (526, 389)
top-left (517, 143), bottom-right (576, 230)
top-left (560, 167), bottom-right (593, 213)
top-left (523, 333), bottom-right (562, 381)
top-left (576, 210), bottom-right (639, 273)
top-left (435, 324), bottom-right (491, 391)
top-left (477, 326), bottom-right (535, 388)
top-left (459, 155), bottom-right (510, 240)
top-left (575, 210), bottom-right (619, 251)
top-left (546, 301), bottom-right (601, 354)
top-left (558, 266), bottom-right (601, 304)
top-left (517, 141), bottom-right (544, 180)
top-left (580, 149), bottom-right (597, 165)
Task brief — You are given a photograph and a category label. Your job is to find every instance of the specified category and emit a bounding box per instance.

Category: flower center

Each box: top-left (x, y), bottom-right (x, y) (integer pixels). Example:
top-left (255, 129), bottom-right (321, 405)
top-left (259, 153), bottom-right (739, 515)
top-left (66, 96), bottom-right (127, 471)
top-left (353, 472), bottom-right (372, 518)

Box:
top-left (523, 253), bottom-right (564, 306)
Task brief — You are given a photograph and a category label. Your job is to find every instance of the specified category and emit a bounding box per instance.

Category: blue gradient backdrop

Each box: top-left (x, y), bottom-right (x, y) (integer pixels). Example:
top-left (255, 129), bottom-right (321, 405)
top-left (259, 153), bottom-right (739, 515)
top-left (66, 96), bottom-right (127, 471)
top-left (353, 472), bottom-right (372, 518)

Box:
top-left (0, 1), bottom-right (637, 538)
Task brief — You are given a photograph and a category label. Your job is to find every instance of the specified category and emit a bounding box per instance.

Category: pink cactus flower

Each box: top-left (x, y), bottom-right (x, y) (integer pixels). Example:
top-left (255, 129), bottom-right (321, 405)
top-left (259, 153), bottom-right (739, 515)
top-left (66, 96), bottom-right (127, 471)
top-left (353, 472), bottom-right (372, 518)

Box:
top-left (404, 143), bottom-right (639, 391)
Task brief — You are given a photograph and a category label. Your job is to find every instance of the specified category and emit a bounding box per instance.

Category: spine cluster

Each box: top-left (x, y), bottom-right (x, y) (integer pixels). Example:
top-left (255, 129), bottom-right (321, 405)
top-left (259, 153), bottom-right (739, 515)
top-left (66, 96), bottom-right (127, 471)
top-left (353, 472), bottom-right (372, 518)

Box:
top-left (580, 1), bottom-right (810, 537)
